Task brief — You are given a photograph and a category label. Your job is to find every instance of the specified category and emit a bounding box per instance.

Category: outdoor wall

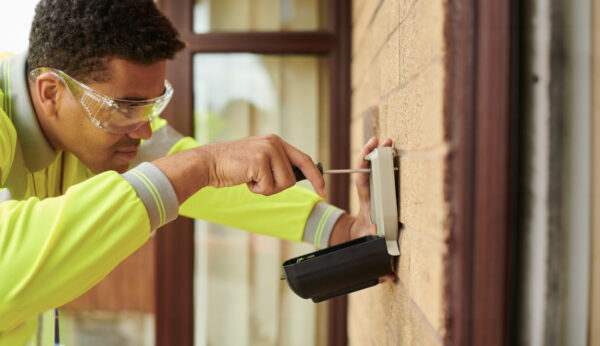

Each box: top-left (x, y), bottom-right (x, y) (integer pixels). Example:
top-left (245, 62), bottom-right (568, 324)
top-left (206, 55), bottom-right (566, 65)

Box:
top-left (348, 0), bottom-right (448, 345)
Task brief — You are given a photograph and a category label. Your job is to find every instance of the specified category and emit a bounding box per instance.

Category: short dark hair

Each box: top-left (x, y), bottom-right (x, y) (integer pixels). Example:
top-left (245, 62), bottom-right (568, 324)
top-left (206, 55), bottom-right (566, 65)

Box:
top-left (27, 0), bottom-right (186, 82)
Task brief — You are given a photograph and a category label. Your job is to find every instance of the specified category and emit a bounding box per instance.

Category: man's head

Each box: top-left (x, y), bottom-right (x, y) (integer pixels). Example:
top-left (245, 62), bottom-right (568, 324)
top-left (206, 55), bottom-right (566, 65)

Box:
top-left (27, 0), bottom-right (185, 82)
top-left (26, 0), bottom-right (185, 173)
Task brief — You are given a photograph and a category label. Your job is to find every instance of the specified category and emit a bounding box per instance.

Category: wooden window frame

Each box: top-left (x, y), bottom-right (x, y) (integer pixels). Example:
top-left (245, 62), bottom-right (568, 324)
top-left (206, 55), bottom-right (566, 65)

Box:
top-left (445, 0), bottom-right (519, 345)
top-left (154, 1), bottom-right (351, 345)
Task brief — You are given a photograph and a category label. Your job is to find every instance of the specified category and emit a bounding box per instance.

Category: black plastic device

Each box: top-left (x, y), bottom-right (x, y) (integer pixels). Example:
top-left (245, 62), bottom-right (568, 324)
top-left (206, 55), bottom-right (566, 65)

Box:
top-left (281, 235), bottom-right (393, 302)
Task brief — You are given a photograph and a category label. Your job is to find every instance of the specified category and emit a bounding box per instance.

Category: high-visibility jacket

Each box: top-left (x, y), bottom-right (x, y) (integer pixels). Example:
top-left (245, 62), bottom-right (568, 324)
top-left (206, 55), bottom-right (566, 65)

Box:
top-left (0, 52), bottom-right (344, 345)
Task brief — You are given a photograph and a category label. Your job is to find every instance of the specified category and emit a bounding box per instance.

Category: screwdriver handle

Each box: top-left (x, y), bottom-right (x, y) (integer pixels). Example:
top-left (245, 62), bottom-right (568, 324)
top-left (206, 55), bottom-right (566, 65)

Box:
top-left (292, 162), bottom-right (323, 182)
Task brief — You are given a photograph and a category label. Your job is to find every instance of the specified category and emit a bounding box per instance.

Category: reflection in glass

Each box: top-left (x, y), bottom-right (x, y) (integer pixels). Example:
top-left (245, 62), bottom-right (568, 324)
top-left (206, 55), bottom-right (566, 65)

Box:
top-left (193, 54), bottom-right (330, 346)
top-left (193, 0), bottom-right (330, 33)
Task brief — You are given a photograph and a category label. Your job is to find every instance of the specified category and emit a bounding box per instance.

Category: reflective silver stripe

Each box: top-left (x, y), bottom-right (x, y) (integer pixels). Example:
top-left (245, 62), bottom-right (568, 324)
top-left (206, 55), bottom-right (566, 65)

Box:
top-left (302, 202), bottom-right (345, 249)
top-left (122, 162), bottom-right (179, 231)
top-left (131, 125), bottom-right (185, 166)
top-left (0, 188), bottom-right (11, 203)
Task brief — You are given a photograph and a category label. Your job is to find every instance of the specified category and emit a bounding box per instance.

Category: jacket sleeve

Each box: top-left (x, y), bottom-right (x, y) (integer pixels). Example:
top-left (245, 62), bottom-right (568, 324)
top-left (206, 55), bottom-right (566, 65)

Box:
top-left (137, 118), bottom-right (345, 245)
top-left (0, 173), bottom-right (153, 332)
top-left (0, 111), bottom-right (179, 332)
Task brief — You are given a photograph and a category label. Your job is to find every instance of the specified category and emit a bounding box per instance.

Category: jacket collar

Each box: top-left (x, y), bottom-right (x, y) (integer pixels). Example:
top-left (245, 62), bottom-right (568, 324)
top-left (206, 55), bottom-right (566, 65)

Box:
top-left (0, 52), bottom-right (57, 172)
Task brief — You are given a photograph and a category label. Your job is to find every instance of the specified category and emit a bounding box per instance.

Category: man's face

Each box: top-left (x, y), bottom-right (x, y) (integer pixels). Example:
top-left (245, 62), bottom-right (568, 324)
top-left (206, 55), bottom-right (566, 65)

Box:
top-left (55, 59), bottom-right (167, 174)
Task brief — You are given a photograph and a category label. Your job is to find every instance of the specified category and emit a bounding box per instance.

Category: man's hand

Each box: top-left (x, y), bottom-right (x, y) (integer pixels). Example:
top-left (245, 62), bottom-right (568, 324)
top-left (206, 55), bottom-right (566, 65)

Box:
top-left (328, 137), bottom-right (394, 246)
top-left (153, 134), bottom-right (326, 204)
top-left (328, 137), bottom-right (396, 282)
top-left (206, 135), bottom-right (326, 196)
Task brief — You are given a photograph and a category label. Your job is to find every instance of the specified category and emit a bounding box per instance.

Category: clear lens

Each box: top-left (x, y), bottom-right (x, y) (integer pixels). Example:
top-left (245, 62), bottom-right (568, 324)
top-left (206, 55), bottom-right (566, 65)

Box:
top-left (30, 68), bottom-right (173, 134)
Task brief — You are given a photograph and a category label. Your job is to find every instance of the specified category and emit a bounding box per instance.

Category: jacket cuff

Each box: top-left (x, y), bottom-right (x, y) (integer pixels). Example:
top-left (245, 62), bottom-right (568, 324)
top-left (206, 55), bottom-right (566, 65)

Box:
top-left (302, 202), bottom-right (345, 249)
top-left (122, 162), bottom-right (179, 232)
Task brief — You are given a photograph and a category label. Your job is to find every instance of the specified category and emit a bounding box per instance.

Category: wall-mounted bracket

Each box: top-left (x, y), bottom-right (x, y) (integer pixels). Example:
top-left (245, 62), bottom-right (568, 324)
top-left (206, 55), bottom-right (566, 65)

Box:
top-left (365, 147), bottom-right (400, 256)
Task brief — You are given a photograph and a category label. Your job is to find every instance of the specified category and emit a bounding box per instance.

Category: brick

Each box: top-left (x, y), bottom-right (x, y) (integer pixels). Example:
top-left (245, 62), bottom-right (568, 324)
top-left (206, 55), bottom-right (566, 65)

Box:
top-left (362, 105), bottom-right (378, 141)
top-left (398, 153), bottom-right (450, 242)
top-left (380, 0), bottom-right (414, 37)
top-left (396, 228), bottom-right (447, 335)
top-left (387, 0), bottom-right (402, 34)
top-left (352, 0), bottom-right (366, 22)
top-left (351, 63), bottom-right (381, 120)
top-left (379, 29), bottom-right (401, 95)
top-left (349, 117), bottom-right (366, 161)
top-left (353, 0), bottom-right (428, 90)
top-left (392, 0), bottom-right (417, 32)
top-left (352, 0), bottom-right (411, 56)
top-left (350, 116), bottom-right (365, 153)
top-left (348, 116), bottom-right (370, 214)
top-left (352, 3), bottom-right (390, 89)
top-left (352, 0), bottom-right (378, 56)
top-left (398, 0), bottom-right (445, 85)
top-left (352, 0), bottom-right (382, 59)
top-left (352, 25), bottom-right (388, 91)
top-left (353, 0), bottom-right (381, 29)
top-left (383, 60), bottom-right (445, 151)
top-left (354, 42), bottom-right (445, 152)
top-left (388, 284), bottom-right (443, 346)
top-left (349, 280), bottom-right (443, 346)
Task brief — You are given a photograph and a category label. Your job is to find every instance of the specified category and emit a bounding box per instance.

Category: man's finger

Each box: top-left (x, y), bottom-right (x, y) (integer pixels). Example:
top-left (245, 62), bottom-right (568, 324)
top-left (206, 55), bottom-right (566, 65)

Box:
top-left (378, 274), bottom-right (398, 283)
top-left (270, 140), bottom-right (297, 191)
top-left (248, 155), bottom-right (276, 195)
top-left (281, 142), bottom-right (326, 197)
top-left (355, 137), bottom-right (378, 203)
top-left (356, 136), bottom-right (379, 169)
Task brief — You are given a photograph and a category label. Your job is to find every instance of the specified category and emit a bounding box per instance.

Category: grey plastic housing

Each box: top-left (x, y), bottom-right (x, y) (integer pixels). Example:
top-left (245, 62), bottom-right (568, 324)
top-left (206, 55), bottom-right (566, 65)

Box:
top-left (365, 147), bottom-right (400, 256)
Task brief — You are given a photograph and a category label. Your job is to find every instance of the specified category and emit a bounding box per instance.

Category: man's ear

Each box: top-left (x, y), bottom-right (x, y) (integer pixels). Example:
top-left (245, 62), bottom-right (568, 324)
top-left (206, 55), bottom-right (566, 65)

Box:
top-left (34, 73), bottom-right (61, 118)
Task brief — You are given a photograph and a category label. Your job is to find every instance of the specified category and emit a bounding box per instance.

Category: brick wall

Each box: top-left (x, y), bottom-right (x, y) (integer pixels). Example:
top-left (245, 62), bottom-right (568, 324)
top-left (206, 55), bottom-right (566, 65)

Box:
top-left (348, 0), bottom-right (449, 345)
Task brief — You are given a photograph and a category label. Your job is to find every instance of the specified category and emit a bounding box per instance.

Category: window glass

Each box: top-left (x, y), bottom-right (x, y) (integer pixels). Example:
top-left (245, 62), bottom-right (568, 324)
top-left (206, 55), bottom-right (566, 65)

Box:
top-left (193, 53), bottom-right (330, 346)
top-left (194, 0), bottom-right (330, 33)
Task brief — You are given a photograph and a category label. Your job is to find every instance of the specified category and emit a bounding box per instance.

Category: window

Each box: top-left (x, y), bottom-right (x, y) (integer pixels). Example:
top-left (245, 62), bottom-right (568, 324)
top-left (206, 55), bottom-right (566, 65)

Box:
top-left (193, 53), bottom-right (329, 345)
top-left (193, 0), bottom-right (330, 33)
top-left (156, 0), bottom-right (351, 345)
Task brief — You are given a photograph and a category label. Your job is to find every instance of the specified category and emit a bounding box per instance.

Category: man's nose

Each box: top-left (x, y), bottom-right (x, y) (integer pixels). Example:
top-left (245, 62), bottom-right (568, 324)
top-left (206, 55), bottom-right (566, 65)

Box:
top-left (127, 121), bottom-right (152, 140)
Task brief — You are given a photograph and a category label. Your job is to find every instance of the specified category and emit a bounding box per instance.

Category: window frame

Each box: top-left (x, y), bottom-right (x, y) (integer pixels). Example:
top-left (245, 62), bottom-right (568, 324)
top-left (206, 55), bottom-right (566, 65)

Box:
top-left (154, 1), bottom-right (351, 345)
top-left (445, 0), bottom-right (519, 345)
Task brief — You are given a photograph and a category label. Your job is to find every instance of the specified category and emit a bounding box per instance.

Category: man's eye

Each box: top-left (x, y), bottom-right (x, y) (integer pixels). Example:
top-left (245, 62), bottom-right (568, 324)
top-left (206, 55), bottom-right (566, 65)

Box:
top-left (118, 108), bottom-right (138, 119)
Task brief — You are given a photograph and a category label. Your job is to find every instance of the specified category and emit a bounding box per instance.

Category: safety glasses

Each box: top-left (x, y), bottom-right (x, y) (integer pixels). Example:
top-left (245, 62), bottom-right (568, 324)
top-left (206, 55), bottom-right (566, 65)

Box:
top-left (29, 67), bottom-right (173, 134)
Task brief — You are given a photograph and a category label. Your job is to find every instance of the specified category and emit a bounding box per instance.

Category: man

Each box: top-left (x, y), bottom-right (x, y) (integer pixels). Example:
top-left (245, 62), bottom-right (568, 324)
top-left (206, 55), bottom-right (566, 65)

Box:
top-left (0, 0), bottom-right (391, 344)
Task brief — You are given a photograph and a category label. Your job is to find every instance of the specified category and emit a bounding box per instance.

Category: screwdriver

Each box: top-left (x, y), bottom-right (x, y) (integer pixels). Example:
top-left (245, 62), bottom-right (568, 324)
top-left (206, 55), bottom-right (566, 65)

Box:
top-left (292, 163), bottom-right (371, 181)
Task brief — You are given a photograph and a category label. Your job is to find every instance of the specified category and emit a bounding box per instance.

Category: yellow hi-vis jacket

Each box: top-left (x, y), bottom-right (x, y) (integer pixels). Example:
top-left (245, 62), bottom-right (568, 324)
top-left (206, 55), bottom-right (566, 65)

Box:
top-left (0, 52), bottom-right (344, 345)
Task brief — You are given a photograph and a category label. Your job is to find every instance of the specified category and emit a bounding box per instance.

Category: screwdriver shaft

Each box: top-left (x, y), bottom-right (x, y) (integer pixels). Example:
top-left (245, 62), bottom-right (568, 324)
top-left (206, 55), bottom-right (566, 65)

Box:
top-left (292, 163), bottom-right (396, 181)
top-left (323, 168), bottom-right (371, 174)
